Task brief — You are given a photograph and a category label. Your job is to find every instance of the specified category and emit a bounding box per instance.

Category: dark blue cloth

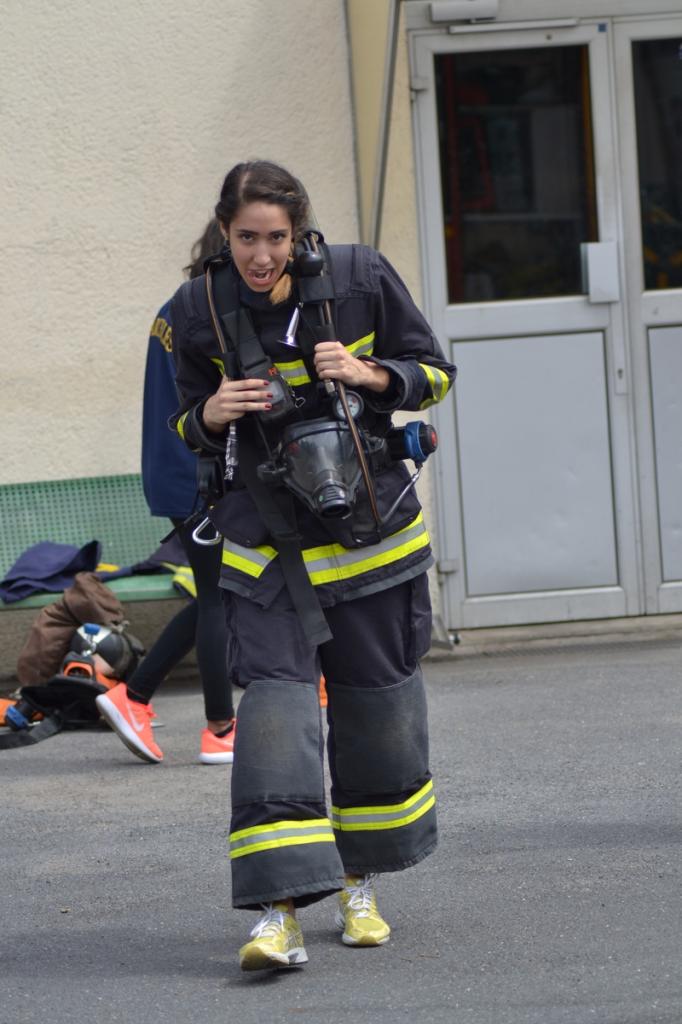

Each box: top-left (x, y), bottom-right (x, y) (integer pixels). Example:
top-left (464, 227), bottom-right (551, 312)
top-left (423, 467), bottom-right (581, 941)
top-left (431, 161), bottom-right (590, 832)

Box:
top-left (0, 540), bottom-right (101, 604)
top-left (97, 531), bottom-right (189, 581)
top-left (141, 300), bottom-right (199, 518)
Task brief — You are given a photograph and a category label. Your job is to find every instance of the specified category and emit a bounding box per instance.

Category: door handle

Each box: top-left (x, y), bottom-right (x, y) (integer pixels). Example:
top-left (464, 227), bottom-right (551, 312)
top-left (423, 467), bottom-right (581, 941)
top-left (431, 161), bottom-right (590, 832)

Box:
top-left (581, 241), bottom-right (620, 303)
top-left (581, 241), bottom-right (627, 394)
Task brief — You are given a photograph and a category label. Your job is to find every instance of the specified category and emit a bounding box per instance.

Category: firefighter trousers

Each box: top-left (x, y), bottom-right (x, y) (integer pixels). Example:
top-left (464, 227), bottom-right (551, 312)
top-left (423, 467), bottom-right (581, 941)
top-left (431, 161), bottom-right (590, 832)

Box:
top-left (226, 573), bottom-right (437, 909)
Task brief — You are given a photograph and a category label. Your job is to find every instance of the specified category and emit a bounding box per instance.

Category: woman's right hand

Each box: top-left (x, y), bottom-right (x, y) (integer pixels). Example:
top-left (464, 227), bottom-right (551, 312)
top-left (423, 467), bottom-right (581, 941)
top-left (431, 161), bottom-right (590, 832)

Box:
top-left (202, 377), bottom-right (273, 432)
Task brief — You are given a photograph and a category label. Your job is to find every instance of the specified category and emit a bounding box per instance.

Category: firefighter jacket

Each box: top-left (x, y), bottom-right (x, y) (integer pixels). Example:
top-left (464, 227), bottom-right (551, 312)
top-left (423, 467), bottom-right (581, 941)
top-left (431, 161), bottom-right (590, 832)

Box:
top-left (169, 244), bottom-right (456, 608)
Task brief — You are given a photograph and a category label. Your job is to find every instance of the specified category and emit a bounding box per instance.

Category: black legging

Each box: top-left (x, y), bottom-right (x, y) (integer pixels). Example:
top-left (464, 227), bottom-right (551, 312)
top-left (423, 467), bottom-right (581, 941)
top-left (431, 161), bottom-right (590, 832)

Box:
top-left (126, 518), bottom-right (234, 721)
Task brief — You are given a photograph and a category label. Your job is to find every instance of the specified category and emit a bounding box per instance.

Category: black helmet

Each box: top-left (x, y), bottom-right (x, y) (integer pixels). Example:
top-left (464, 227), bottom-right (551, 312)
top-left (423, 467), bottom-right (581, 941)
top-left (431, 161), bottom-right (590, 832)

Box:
top-left (71, 623), bottom-right (144, 680)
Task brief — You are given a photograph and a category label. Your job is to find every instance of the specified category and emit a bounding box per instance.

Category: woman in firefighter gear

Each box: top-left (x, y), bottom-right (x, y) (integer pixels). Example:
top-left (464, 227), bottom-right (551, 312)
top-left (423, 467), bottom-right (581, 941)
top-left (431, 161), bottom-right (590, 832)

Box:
top-left (169, 159), bottom-right (456, 971)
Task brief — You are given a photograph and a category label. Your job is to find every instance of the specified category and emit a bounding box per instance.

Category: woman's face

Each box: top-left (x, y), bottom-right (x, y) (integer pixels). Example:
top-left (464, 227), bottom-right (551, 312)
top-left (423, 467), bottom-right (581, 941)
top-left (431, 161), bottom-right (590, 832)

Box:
top-left (225, 201), bottom-right (293, 292)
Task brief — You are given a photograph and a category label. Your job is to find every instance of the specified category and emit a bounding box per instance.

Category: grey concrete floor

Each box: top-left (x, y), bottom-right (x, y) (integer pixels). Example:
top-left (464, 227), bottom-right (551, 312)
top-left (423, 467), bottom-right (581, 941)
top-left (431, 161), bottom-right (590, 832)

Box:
top-left (2, 637), bottom-right (681, 1024)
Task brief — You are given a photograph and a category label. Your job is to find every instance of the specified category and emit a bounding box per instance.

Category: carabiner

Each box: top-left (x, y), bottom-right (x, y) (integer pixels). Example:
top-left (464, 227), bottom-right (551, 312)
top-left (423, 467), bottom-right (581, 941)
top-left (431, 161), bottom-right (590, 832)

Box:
top-left (191, 516), bottom-right (223, 546)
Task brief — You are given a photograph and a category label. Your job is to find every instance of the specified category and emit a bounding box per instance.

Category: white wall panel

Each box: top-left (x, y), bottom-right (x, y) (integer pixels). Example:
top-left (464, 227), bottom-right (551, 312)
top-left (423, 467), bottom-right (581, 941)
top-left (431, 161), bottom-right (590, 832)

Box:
top-left (453, 332), bottom-right (618, 595)
top-left (649, 326), bottom-right (682, 582)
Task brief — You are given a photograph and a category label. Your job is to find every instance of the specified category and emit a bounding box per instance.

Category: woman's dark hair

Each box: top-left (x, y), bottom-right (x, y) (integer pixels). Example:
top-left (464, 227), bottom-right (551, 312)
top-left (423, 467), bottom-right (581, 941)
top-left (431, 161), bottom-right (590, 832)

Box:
top-left (215, 160), bottom-right (312, 303)
top-left (215, 160), bottom-right (311, 239)
top-left (184, 218), bottom-right (225, 279)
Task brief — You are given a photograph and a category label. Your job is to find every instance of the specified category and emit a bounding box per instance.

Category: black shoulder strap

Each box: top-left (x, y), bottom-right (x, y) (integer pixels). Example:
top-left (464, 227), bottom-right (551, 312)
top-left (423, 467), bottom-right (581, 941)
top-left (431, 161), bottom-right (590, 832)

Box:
top-left (208, 262), bottom-right (274, 380)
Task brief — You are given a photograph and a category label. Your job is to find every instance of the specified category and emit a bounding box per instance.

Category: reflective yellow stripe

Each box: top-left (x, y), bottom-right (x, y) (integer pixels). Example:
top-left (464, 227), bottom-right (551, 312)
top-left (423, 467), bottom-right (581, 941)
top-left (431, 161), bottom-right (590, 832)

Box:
top-left (333, 780), bottom-right (433, 818)
top-left (174, 574), bottom-right (197, 598)
top-left (207, 335), bottom-right (377, 391)
top-left (176, 412), bottom-right (188, 440)
top-left (276, 356), bottom-right (309, 387)
top-left (274, 332), bottom-right (375, 388)
top-left (160, 562), bottom-right (197, 598)
top-left (160, 562), bottom-right (193, 579)
top-left (230, 834), bottom-right (336, 859)
top-left (229, 818), bottom-right (335, 859)
top-left (303, 514), bottom-right (429, 585)
top-left (418, 363), bottom-right (451, 409)
top-left (333, 795), bottom-right (435, 833)
top-left (220, 516), bottom-right (428, 584)
top-left (347, 332), bottom-right (374, 358)
top-left (222, 543), bottom-right (277, 578)
top-left (331, 780), bottom-right (435, 832)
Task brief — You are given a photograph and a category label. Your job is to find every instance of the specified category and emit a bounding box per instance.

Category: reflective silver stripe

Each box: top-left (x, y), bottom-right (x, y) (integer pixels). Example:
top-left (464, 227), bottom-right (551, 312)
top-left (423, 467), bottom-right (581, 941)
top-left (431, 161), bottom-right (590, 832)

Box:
top-left (347, 332), bottom-right (375, 359)
top-left (277, 360), bottom-right (309, 386)
top-left (221, 515), bottom-right (428, 584)
top-left (418, 363), bottom-right (451, 408)
top-left (274, 333), bottom-right (375, 388)
top-left (303, 515), bottom-right (428, 585)
top-left (229, 819), bottom-right (335, 859)
top-left (221, 542), bottom-right (277, 578)
top-left (331, 781), bottom-right (435, 832)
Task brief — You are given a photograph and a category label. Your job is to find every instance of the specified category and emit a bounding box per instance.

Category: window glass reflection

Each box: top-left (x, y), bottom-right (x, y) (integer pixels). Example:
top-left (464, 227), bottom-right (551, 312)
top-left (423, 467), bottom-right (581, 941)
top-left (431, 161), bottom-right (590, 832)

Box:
top-left (435, 46), bottom-right (598, 304)
top-left (633, 38), bottom-right (682, 292)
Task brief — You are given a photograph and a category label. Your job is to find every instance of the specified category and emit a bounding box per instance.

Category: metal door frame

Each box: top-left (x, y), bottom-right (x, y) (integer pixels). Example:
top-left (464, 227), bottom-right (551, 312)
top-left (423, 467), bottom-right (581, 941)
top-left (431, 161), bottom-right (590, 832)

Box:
top-left (613, 14), bottom-right (682, 614)
top-left (409, 17), bottom-right (643, 629)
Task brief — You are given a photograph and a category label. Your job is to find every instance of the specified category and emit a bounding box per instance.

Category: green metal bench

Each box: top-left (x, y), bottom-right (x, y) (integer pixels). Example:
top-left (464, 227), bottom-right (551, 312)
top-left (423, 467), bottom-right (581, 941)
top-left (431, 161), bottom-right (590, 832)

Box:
top-left (0, 474), bottom-right (181, 610)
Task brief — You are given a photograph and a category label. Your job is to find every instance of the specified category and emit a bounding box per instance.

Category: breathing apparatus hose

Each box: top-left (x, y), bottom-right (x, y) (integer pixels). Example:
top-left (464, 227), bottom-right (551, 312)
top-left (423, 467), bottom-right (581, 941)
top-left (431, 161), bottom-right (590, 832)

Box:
top-left (306, 235), bottom-right (382, 531)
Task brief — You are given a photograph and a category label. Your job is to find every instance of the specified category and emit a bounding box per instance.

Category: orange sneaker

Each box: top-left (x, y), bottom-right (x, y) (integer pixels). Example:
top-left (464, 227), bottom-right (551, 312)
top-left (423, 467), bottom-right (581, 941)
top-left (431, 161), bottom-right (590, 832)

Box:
top-left (199, 720), bottom-right (236, 764)
top-left (319, 675), bottom-right (328, 708)
top-left (95, 683), bottom-right (163, 764)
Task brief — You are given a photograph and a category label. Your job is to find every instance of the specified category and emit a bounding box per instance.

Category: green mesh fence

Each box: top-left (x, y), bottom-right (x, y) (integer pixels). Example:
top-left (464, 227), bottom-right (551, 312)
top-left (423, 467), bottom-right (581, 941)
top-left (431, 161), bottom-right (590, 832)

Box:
top-left (0, 474), bottom-right (167, 577)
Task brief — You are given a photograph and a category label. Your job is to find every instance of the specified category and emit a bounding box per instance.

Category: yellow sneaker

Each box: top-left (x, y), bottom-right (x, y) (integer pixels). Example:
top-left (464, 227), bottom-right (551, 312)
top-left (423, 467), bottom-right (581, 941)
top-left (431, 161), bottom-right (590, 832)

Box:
top-left (239, 903), bottom-right (308, 971)
top-left (335, 874), bottom-right (391, 946)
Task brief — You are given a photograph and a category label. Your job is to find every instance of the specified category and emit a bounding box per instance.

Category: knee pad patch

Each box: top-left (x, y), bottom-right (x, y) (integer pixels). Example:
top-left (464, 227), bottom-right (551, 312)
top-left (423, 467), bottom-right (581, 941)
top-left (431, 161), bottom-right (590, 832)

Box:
top-left (329, 669), bottom-right (429, 795)
top-left (232, 680), bottom-right (324, 804)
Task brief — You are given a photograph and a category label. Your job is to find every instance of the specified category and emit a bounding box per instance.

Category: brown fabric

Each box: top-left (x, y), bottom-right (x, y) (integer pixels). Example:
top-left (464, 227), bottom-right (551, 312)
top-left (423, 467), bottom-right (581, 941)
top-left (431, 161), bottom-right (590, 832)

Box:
top-left (16, 573), bottom-right (125, 685)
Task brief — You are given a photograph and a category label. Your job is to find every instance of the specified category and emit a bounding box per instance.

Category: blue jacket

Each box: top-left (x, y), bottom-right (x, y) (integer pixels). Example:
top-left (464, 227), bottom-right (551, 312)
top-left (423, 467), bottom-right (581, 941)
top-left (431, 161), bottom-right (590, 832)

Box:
top-left (141, 300), bottom-right (198, 519)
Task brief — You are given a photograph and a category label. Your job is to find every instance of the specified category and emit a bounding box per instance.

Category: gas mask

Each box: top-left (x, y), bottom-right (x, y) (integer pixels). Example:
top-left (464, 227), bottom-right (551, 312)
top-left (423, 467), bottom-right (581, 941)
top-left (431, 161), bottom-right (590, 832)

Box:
top-left (256, 403), bottom-right (438, 523)
top-left (258, 418), bottom-right (363, 519)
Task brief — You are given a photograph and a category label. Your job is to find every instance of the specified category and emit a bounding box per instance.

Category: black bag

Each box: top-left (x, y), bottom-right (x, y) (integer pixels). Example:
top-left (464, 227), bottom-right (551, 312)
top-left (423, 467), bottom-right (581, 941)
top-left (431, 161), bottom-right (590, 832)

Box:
top-left (0, 666), bottom-right (110, 748)
top-left (1, 629), bottom-right (144, 750)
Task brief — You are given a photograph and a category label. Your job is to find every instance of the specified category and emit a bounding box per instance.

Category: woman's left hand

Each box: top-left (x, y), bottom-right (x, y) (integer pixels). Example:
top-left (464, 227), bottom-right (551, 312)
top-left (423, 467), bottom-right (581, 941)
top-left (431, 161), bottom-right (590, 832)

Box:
top-left (314, 341), bottom-right (389, 393)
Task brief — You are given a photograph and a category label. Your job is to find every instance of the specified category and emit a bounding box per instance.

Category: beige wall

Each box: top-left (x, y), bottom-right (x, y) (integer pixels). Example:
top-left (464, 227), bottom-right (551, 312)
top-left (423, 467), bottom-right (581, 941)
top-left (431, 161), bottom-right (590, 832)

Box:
top-left (378, 6), bottom-right (445, 625)
top-left (346, 0), bottom-right (393, 243)
top-left (1, 0), bottom-right (358, 484)
top-left (1, 0), bottom-right (444, 619)
top-left (379, 5), bottom-right (422, 303)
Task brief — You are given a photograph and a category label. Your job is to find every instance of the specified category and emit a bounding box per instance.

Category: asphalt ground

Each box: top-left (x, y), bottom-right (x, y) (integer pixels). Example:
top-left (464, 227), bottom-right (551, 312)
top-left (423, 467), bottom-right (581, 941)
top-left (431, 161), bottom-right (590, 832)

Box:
top-left (2, 637), bottom-right (681, 1024)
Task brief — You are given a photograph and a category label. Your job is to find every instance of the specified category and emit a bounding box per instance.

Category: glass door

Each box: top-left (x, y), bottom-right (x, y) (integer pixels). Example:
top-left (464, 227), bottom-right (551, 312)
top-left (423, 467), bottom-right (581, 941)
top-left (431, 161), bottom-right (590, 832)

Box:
top-left (615, 18), bottom-right (682, 614)
top-left (411, 21), bottom-right (641, 629)
top-left (436, 45), bottom-right (598, 305)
